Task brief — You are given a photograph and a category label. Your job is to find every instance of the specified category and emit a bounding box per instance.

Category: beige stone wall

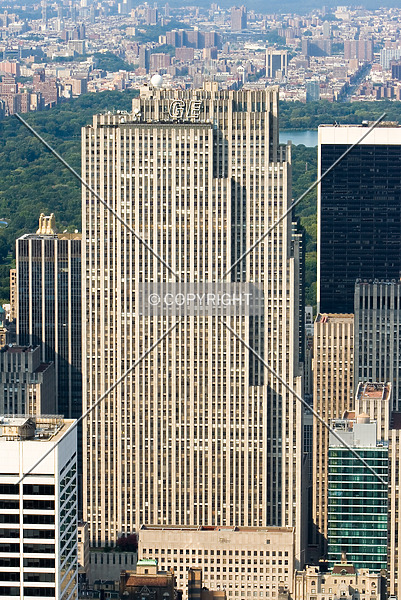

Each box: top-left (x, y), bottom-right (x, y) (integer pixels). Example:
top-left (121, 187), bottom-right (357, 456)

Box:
top-left (312, 314), bottom-right (354, 551)
top-left (139, 526), bottom-right (295, 600)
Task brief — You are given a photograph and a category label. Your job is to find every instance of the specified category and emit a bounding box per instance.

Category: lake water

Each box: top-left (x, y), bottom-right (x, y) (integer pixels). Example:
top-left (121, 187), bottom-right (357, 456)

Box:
top-left (279, 130), bottom-right (318, 147)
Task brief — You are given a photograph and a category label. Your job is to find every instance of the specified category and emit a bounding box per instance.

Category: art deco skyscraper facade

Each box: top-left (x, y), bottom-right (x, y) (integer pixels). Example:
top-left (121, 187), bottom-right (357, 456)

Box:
top-left (82, 86), bottom-right (304, 557)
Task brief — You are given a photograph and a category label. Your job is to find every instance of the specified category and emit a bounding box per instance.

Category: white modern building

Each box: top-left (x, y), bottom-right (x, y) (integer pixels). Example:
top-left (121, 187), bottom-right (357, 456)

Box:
top-left (0, 415), bottom-right (78, 599)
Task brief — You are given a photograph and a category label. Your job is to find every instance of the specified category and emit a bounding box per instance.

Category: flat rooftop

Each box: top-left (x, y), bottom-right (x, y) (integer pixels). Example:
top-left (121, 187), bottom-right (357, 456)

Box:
top-left (356, 382), bottom-right (391, 401)
top-left (1, 344), bottom-right (38, 354)
top-left (19, 232), bottom-right (81, 241)
top-left (356, 278), bottom-right (401, 285)
top-left (0, 415), bottom-right (74, 442)
top-left (140, 525), bottom-right (294, 533)
top-left (319, 121), bottom-right (400, 128)
top-left (316, 313), bottom-right (354, 324)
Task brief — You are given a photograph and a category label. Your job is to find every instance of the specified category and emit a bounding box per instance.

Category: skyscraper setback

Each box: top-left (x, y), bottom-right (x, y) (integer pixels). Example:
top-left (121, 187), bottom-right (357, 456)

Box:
top-left (82, 86), bottom-right (305, 559)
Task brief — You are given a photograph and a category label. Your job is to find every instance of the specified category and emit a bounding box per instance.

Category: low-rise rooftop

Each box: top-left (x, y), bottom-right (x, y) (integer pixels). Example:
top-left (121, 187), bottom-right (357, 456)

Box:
top-left (0, 415), bottom-right (72, 442)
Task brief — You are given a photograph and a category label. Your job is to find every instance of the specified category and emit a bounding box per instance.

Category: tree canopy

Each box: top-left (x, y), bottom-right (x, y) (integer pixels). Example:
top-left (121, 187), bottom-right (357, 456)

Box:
top-left (1, 94), bottom-right (401, 307)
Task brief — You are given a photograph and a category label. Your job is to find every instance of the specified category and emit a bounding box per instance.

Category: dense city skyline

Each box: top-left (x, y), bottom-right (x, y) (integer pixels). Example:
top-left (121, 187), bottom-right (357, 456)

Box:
top-left (2, 1), bottom-right (401, 599)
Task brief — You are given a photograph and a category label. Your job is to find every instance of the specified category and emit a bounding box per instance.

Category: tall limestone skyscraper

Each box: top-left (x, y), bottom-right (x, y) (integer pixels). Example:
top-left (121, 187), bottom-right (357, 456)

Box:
top-left (82, 85), bottom-right (305, 561)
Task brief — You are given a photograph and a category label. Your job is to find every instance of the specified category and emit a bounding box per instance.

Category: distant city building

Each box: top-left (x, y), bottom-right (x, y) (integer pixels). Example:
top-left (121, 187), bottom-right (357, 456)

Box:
top-left (302, 39), bottom-right (332, 57)
top-left (306, 80), bottom-right (320, 102)
top-left (65, 76), bottom-right (88, 97)
top-left (231, 6), bottom-right (247, 31)
top-left (266, 49), bottom-right (288, 78)
top-left (0, 60), bottom-right (20, 76)
top-left (146, 7), bottom-right (158, 25)
top-left (68, 39), bottom-right (86, 55)
top-left (61, 23), bottom-right (85, 41)
top-left (0, 415), bottom-right (78, 599)
top-left (355, 280), bottom-right (401, 410)
top-left (176, 47), bottom-right (195, 61)
top-left (32, 69), bottom-right (59, 106)
top-left (150, 52), bottom-right (171, 71)
top-left (166, 29), bottom-right (221, 49)
top-left (328, 414), bottom-right (388, 571)
top-left (318, 125), bottom-right (401, 313)
top-left (391, 61), bottom-right (401, 80)
top-left (312, 313), bottom-right (354, 552)
top-left (203, 47), bottom-right (218, 60)
top-left (294, 559), bottom-right (382, 600)
top-left (322, 21), bottom-right (331, 39)
top-left (139, 526), bottom-right (295, 600)
top-left (0, 344), bottom-right (55, 415)
top-left (344, 40), bottom-right (373, 61)
top-left (0, 74), bottom-right (43, 116)
top-left (139, 47), bottom-right (150, 72)
top-left (380, 47), bottom-right (401, 69)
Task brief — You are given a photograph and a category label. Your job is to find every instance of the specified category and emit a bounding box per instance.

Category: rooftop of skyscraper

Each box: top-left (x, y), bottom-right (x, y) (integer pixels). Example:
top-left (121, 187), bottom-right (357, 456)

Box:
top-left (0, 414), bottom-right (72, 442)
top-left (356, 382), bottom-right (392, 403)
top-left (316, 313), bottom-right (353, 323)
top-left (319, 121), bottom-right (400, 128)
top-left (0, 343), bottom-right (37, 354)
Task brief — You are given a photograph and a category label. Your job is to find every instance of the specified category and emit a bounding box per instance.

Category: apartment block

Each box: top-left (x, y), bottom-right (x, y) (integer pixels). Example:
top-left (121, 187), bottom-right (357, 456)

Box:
top-left (231, 6), bottom-right (247, 31)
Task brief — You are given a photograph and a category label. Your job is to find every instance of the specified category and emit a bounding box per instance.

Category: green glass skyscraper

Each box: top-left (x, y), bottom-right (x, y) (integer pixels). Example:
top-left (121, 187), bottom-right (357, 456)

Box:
top-left (328, 414), bottom-right (388, 571)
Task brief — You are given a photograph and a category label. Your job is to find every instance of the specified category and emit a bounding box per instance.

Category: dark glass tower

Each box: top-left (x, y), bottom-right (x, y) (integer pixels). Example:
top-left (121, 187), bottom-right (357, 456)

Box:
top-left (318, 125), bottom-right (401, 314)
top-left (16, 215), bottom-right (82, 420)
